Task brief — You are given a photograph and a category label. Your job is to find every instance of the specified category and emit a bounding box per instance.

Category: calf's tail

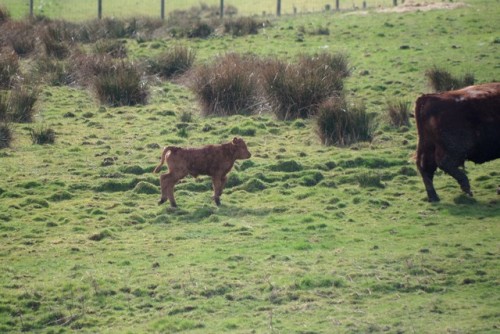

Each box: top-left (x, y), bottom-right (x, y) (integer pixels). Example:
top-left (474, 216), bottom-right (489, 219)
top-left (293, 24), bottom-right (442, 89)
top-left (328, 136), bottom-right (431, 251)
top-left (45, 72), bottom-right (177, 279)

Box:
top-left (153, 146), bottom-right (175, 173)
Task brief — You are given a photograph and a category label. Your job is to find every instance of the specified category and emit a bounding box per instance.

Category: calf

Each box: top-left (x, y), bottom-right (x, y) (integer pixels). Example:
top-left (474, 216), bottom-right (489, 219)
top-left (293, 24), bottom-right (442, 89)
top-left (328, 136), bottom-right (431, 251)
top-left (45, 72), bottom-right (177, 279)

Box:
top-left (415, 82), bottom-right (500, 202)
top-left (153, 137), bottom-right (251, 207)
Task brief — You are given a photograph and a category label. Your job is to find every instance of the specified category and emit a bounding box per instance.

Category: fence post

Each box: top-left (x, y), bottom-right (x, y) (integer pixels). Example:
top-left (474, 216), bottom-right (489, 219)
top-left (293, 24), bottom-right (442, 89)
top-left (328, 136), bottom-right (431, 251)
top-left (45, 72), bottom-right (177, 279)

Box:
top-left (29, 0), bottom-right (34, 17)
top-left (336, 0), bottom-right (340, 11)
top-left (98, 0), bottom-right (102, 19)
top-left (220, 0), bottom-right (224, 19)
top-left (393, 0), bottom-right (398, 6)
top-left (161, 0), bottom-right (165, 20)
top-left (277, 0), bottom-right (281, 16)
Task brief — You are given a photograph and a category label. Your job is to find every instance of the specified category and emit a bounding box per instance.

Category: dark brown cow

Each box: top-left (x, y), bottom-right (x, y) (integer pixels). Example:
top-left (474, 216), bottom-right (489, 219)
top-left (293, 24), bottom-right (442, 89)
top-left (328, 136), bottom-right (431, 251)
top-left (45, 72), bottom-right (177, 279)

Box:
top-left (415, 82), bottom-right (500, 202)
top-left (153, 137), bottom-right (251, 207)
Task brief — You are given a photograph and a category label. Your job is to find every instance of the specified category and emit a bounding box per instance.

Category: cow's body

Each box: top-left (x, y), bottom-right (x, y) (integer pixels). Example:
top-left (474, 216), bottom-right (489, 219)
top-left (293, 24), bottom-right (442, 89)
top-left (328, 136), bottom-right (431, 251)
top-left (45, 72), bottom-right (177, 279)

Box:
top-left (154, 137), bottom-right (251, 207)
top-left (415, 82), bottom-right (500, 202)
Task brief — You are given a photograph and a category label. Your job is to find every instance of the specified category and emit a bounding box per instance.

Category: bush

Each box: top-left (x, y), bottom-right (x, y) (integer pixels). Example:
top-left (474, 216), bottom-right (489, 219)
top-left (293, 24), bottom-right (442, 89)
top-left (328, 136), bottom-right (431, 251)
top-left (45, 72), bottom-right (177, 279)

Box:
top-left (386, 99), bottom-right (411, 128)
top-left (8, 84), bottom-right (39, 123)
top-left (262, 52), bottom-right (348, 120)
top-left (0, 50), bottom-right (18, 88)
top-left (316, 97), bottom-right (375, 146)
top-left (30, 125), bottom-right (56, 144)
top-left (0, 122), bottom-right (13, 149)
top-left (189, 53), bottom-right (261, 116)
top-left (425, 66), bottom-right (475, 92)
top-left (147, 45), bottom-right (196, 79)
top-left (92, 60), bottom-right (148, 106)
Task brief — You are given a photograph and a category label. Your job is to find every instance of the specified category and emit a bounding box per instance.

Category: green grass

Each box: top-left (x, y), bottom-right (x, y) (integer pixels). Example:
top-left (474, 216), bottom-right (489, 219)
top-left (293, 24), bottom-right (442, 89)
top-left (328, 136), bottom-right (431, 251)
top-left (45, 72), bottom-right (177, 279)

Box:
top-left (2, 0), bottom-right (399, 20)
top-left (1, 1), bottom-right (499, 333)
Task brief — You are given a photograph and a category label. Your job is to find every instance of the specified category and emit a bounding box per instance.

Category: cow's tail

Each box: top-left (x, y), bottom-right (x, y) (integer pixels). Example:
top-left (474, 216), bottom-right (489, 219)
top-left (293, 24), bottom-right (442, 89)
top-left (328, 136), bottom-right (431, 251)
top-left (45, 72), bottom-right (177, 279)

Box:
top-left (153, 146), bottom-right (175, 173)
top-left (414, 95), bottom-right (428, 163)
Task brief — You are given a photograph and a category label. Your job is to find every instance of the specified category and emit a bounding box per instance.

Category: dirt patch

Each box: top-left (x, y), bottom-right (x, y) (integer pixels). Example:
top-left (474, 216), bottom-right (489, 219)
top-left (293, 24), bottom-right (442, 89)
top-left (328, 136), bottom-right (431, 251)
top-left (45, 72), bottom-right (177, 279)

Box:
top-left (377, 1), bottom-right (466, 13)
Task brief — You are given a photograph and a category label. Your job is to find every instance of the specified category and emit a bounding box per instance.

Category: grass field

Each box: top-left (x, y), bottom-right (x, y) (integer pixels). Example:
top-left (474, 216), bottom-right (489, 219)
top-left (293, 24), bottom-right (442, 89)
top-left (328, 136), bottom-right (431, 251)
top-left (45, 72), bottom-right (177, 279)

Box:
top-left (2, 0), bottom-right (399, 20)
top-left (1, 0), bottom-right (499, 333)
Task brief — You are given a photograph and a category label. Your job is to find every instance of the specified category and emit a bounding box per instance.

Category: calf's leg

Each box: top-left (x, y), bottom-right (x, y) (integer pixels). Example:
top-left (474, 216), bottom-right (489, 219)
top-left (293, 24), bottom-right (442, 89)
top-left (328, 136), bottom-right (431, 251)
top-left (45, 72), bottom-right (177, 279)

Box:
top-left (438, 155), bottom-right (472, 197)
top-left (159, 172), bottom-right (184, 207)
top-left (211, 175), bottom-right (227, 206)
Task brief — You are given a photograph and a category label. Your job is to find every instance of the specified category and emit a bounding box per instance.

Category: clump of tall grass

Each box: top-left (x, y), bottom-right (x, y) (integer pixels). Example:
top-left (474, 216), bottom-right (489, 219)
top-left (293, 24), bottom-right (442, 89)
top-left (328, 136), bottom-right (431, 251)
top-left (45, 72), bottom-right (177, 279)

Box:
top-left (93, 39), bottom-right (128, 58)
top-left (189, 53), bottom-right (261, 116)
top-left (2, 21), bottom-right (36, 57)
top-left (30, 124), bottom-right (56, 145)
top-left (425, 66), bottom-right (475, 92)
top-left (386, 99), bottom-right (411, 128)
top-left (0, 49), bottom-right (19, 89)
top-left (34, 56), bottom-right (72, 86)
top-left (224, 17), bottom-right (263, 36)
top-left (0, 91), bottom-right (8, 121)
top-left (0, 6), bottom-right (10, 24)
top-left (8, 83), bottom-right (39, 123)
top-left (40, 23), bottom-right (71, 59)
top-left (0, 122), bottom-right (13, 149)
top-left (147, 45), bottom-right (196, 79)
top-left (92, 61), bottom-right (148, 106)
top-left (316, 97), bottom-right (375, 146)
top-left (262, 52), bottom-right (349, 120)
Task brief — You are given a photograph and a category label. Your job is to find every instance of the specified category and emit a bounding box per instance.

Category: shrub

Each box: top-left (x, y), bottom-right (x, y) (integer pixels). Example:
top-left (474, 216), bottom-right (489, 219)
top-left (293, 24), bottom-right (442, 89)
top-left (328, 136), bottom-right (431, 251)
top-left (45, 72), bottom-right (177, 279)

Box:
top-left (316, 97), bottom-right (375, 146)
top-left (92, 60), bottom-right (148, 106)
top-left (0, 122), bottom-right (13, 149)
top-left (386, 99), bottom-right (411, 127)
top-left (0, 50), bottom-right (18, 88)
top-left (262, 52), bottom-right (348, 120)
top-left (8, 84), bottom-right (39, 123)
top-left (30, 125), bottom-right (56, 145)
top-left (147, 45), bottom-right (196, 79)
top-left (425, 66), bottom-right (475, 92)
top-left (189, 53), bottom-right (261, 116)
top-left (224, 17), bottom-right (262, 36)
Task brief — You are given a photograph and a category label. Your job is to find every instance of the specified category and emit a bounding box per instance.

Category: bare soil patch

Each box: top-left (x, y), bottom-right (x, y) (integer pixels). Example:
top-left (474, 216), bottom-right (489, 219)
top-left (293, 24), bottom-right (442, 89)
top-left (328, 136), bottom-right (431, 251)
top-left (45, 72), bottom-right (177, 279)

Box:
top-left (377, 1), bottom-right (466, 13)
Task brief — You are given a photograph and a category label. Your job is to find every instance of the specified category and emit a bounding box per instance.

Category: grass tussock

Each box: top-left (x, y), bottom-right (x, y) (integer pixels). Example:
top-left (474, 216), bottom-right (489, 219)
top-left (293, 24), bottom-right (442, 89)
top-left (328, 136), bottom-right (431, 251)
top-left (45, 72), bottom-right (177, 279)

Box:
top-left (0, 122), bottom-right (13, 149)
top-left (316, 97), bottom-right (375, 146)
top-left (8, 83), bottom-right (39, 123)
top-left (93, 39), bottom-right (128, 58)
top-left (224, 17), bottom-right (263, 37)
top-left (34, 56), bottom-right (72, 86)
top-left (0, 49), bottom-right (19, 89)
top-left (0, 91), bottom-right (7, 121)
top-left (425, 66), bottom-right (475, 92)
top-left (147, 45), bottom-right (196, 79)
top-left (92, 60), bottom-right (148, 106)
top-left (30, 125), bottom-right (56, 145)
top-left (189, 53), bottom-right (261, 116)
top-left (386, 99), bottom-right (411, 128)
top-left (1, 21), bottom-right (36, 57)
top-left (262, 52), bottom-right (350, 120)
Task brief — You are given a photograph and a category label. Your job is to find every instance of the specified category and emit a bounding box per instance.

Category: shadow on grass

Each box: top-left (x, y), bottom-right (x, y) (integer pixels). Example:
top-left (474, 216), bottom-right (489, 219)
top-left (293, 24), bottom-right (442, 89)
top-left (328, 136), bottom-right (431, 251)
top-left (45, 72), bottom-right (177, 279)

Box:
top-left (438, 195), bottom-right (499, 218)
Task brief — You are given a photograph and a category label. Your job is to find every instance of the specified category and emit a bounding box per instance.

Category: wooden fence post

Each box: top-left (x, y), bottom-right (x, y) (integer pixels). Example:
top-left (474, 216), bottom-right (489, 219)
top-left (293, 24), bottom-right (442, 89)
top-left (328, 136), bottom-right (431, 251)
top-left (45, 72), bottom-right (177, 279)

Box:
top-left (98, 0), bottom-right (102, 19)
top-left (277, 0), bottom-right (281, 16)
top-left (393, 0), bottom-right (398, 6)
top-left (220, 0), bottom-right (224, 19)
top-left (161, 0), bottom-right (165, 20)
top-left (336, 0), bottom-right (340, 11)
top-left (29, 0), bottom-right (34, 17)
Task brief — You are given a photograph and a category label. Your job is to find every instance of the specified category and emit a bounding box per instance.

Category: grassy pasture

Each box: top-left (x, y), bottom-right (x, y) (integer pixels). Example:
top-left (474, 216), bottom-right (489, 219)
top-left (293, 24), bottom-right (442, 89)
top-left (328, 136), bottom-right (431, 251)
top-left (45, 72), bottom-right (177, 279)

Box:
top-left (3, 0), bottom-right (401, 20)
top-left (1, 0), bottom-right (500, 333)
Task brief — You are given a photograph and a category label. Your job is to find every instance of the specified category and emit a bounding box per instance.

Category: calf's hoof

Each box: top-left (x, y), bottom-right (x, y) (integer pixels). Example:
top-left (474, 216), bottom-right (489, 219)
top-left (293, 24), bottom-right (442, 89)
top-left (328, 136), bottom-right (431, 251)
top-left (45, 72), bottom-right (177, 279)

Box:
top-left (214, 197), bottom-right (221, 206)
top-left (428, 195), bottom-right (440, 203)
top-left (158, 198), bottom-right (166, 205)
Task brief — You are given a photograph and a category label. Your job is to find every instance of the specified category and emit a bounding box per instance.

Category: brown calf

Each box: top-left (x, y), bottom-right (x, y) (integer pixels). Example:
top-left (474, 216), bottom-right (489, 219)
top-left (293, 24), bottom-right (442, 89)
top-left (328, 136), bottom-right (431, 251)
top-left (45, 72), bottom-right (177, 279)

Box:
top-left (153, 137), bottom-right (251, 207)
top-left (415, 82), bottom-right (500, 202)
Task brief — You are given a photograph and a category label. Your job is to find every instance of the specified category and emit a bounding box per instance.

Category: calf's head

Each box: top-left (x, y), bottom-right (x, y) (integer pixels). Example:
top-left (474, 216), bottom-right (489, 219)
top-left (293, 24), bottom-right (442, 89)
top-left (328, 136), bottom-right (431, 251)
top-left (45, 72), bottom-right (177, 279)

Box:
top-left (232, 137), bottom-right (251, 159)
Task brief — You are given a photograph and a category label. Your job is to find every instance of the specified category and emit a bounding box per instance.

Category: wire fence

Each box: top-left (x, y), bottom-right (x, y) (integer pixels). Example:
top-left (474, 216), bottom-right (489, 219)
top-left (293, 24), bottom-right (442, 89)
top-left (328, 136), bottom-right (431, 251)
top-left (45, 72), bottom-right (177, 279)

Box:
top-left (2, 0), bottom-right (401, 21)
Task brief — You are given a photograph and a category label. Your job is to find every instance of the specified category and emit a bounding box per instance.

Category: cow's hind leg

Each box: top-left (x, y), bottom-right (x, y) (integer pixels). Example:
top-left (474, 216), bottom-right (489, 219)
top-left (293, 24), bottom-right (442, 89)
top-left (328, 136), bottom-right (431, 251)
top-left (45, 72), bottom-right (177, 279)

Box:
top-left (159, 172), bottom-right (184, 207)
top-left (417, 146), bottom-right (440, 202)
top-left (438, 155), bottom-right (472, 197)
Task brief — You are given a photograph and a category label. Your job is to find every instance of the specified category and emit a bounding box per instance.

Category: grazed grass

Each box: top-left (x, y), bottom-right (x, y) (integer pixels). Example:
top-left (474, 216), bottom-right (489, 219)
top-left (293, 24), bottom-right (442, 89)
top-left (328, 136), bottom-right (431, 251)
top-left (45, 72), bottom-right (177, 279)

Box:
top-left (0, 1), bottom-right (499, 333)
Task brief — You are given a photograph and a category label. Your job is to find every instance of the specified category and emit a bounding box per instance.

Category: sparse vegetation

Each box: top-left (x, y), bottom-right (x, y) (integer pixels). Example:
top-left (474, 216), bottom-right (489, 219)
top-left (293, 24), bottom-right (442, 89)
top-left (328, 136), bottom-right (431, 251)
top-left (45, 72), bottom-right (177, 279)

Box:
top-left (386, 98), bottom-right (411, 128)
top-left (30, 124), bottom-right (56, 144)
top-left (8, 83), bottom-right (39, 122)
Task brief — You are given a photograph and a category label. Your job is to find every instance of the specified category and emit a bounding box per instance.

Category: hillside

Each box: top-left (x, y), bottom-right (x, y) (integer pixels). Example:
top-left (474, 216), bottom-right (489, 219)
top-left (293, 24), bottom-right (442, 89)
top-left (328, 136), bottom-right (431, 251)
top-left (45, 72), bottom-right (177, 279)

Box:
top-left (0, 1), bottom-right (499, 333)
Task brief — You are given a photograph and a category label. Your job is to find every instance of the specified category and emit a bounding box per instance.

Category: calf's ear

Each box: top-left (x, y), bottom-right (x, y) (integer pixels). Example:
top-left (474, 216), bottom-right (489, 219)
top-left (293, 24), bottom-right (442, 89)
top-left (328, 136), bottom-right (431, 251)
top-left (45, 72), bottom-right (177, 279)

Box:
top-left (232, 137), bottom-right (239, 144)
